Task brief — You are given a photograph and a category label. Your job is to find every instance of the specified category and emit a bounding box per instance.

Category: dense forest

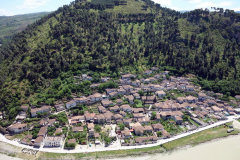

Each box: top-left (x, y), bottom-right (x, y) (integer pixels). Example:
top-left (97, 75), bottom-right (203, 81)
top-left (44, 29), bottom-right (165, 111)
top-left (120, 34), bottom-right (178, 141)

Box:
top-left (0, 12), bottom-right (50, 44)
top-left (0, 0), bottom-right (240, 126)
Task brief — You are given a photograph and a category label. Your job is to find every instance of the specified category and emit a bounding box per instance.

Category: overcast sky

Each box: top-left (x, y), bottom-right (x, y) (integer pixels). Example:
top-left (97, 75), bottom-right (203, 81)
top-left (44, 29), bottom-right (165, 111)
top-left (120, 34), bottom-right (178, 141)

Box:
top-left (0, 0), bottom-right (239, 16)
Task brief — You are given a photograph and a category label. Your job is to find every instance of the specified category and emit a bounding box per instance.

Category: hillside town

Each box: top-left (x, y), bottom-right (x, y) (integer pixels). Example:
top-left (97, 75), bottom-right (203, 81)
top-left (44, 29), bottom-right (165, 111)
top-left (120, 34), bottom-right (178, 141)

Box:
top-left (1, 67), bottom-right (240, 150)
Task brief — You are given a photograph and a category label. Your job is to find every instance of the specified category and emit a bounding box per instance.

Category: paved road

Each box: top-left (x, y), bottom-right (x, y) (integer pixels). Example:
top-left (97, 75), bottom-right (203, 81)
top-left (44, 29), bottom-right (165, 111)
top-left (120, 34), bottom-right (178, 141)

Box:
top-left (0, 115), bottom-right (239, 154)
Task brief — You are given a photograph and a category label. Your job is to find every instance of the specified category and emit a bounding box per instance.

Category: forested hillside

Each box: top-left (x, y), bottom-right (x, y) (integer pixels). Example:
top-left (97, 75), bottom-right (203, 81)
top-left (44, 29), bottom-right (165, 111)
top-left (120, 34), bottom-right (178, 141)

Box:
top-left (0, 12), bottom-right (50, 44)
top-left (0, 0), bottom-right (240, 126)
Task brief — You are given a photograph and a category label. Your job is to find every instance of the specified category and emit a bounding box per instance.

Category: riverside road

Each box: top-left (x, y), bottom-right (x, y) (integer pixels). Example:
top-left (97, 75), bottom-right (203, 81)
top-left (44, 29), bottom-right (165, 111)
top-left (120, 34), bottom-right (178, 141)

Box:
top-left (0, 115), bottom-right (239, 154)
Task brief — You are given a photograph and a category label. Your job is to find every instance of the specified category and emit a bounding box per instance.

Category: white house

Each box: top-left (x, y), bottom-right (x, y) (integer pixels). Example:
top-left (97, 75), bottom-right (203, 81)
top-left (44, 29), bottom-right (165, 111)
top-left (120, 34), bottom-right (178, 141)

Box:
top-left (31, 105), bottom-right (51, 117)
top-left (43, 136), bottom-right (63, 147)
top-left (7, 123), bottom-right (27, 133)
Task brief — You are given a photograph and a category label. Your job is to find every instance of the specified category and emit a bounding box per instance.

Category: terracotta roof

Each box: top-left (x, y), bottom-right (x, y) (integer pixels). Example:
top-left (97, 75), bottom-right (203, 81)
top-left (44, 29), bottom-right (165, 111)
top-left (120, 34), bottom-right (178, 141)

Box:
top-left (95, 114), bottom-right (105, 119)
top-left (94, 133), bottom-right (100, 138)
top-left (161, 130), bottom-right (170, 137)
top-left (133, 108), bottom-right (144, 113)
top-left (39, 119), bottom-right (45, 125)
top-left (34, 136), bottom-right (43, 143)
top-left (55, 128), bottom-right (62, 134)
top-left (72, 126), bottom-right (83, 132)
top-left (48, 119), bottom-right (56, 125)
top-left (101, 100), bottom-right (113, 106)
top-left (37, 126), bottom-right (48, 136)
top-left (121, 130), bottom-right (131, 136)
top-left (149, 136), bottom-right (158, 141)
top-left (68, 139), bottom-right (76, 144)
top-left (152, 123), bottom-right (164, 130)
top-left (198, 92), bottom-right (207, 97)
top-left (103, 111), bottom-right (113, 119)
top-left (110, 105), bottom-right (120, 110)
top-left (9, 123), bottom-right (27, 129)
top-left (116, 99), bottom-right (123, 103)
top-left (85, 113), bottom-right (96, 119)
top-left (120, 104), bottom-right (131, 110)
top-left (87, 123), bottom-right (94, 129)
top-left (144, 125), bottom-right (153, 131)
top-left (135, 137), bottom-right (149, 143)
top-left (113, 114), bottom-right (123, 119)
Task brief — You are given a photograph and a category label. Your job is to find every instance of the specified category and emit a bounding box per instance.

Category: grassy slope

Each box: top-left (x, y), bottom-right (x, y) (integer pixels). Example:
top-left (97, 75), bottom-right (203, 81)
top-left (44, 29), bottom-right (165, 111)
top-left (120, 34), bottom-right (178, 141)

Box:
top-left (0, 12), bottom-right (50, 44)
top-left (163, 122), bottom-right (240, 150)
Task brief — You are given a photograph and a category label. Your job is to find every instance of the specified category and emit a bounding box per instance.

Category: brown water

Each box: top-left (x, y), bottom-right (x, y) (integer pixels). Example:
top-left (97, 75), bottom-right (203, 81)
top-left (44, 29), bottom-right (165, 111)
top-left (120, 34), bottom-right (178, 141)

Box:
top-left (110, 135), bottom-right (240, 160)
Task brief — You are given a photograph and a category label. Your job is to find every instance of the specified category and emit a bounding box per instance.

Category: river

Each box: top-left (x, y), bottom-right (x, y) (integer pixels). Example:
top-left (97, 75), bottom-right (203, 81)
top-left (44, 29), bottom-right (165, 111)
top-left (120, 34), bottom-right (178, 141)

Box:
top-left (110, 135), bottom-right (240, 160)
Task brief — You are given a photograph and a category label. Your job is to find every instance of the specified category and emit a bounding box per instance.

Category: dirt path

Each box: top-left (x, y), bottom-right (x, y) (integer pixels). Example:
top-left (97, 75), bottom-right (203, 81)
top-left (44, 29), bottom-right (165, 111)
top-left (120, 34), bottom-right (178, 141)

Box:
top-left (0, 153), bottom-right (22, 160)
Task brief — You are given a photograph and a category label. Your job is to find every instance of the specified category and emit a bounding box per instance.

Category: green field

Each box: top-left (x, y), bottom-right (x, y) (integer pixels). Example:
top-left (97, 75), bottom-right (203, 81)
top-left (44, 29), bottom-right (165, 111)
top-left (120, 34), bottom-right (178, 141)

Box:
top-left (163, 122), bottom-right (240, 150)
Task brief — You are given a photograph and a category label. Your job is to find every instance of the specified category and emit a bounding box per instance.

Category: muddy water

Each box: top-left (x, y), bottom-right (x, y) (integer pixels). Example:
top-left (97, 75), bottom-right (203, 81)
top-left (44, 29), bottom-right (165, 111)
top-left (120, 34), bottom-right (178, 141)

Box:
top-left (110, 135), bottom-right (240, 160)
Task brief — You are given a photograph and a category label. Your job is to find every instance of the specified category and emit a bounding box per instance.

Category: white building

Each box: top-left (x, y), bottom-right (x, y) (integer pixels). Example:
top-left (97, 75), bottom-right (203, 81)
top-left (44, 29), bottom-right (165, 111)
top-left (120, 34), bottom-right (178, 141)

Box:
top-left (43, 136), bottom-right (63, 147)
top-left (31, 105), bottom-right (51, 117)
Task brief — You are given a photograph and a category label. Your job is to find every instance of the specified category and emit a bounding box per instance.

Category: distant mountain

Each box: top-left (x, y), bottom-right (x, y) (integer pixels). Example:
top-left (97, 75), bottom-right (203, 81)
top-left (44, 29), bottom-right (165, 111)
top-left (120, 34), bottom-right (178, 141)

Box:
top-left (0, 12), bottom-right (50, 44)
top-left (236, 11), bottom-right (240, 13)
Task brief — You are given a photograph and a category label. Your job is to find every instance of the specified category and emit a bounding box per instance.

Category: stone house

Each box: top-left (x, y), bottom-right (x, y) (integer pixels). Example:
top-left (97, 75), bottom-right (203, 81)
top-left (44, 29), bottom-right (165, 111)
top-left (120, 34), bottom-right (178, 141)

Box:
top-left (121, 130), bottom-right (131, 139)
top-left (93, 93), bottom-right (102, 101)
top-left (101, 100), bottom-right (113, 107)
top-left (152, 123), bottom-right (164, 132)
top-left (138, 117), bottom-right (150, 125)
top-left (198, 92), bottom-right (207, 101)
top-left (88, 123), bottom-right (95, 137)
top-left (31, 105), bottom-right (51, 117)
top-left (185, 85), bottom-right (194, 91)
top-left (122, 85), bottom-right (134, 93)
top-left (84, 113), bottom-right (96, 122)
top-left (54, 103), bottom-right (65, 112)
top-left (116, 99), bottom-right (123, 105)
top-left (144, 70), bottom-right (153, 75)
top-left (95, 114), bottom-right (105, 124)
top-left (7, 123), bottom-right (27, 133)
top-left (109, 92), bottom-right (118, 97)
top-left (103, 111), bottom-right (113, 123)
top-left (109, 105), bottom-right (120, 112)
top-left (120, 104), bottom-right (132, 112)
top-left (106, 89), bottom-right (118, 94)
top-left (113, 114), bottom-right (123, 121)
top-left (133, 93), bottom-right (140, 99)
top-left (98, 105), bottom-right (107, 113)
top-left (176, 97), bottom-right (187, 104)
top-left (123, 118), bottom-right (132, 125)
top-left (155, 90), bottom-right (166, 98)
top-left (66, 101), bottom-right (77, 109)
top-left (144, 125), bottom-right (153, 133)
top-left (34, 136), bottom-right (43, 147)
top-left (125, 95), bottom-right (134, 104)
top-left (37, 126), bottom-right (48, 137)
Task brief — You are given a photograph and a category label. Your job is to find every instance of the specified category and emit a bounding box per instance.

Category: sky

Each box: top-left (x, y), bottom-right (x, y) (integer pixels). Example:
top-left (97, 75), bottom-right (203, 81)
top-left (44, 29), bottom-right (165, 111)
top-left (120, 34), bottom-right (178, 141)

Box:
top-left (0, 0), bottom-right (239, 16)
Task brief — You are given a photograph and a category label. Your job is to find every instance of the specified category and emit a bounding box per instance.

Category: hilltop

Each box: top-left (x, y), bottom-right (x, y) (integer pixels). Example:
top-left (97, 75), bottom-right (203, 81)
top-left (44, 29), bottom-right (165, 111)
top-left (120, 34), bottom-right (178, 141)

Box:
top-left (0, 12), bottom-right (50, 44)
top-left (0, 0), bottom-right (240, 125)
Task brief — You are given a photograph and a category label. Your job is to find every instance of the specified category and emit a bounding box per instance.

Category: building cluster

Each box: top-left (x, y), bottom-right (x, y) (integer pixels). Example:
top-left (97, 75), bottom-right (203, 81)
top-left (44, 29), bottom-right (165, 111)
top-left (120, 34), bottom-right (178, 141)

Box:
top-left (6, 67), bottom-right (240, 148)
